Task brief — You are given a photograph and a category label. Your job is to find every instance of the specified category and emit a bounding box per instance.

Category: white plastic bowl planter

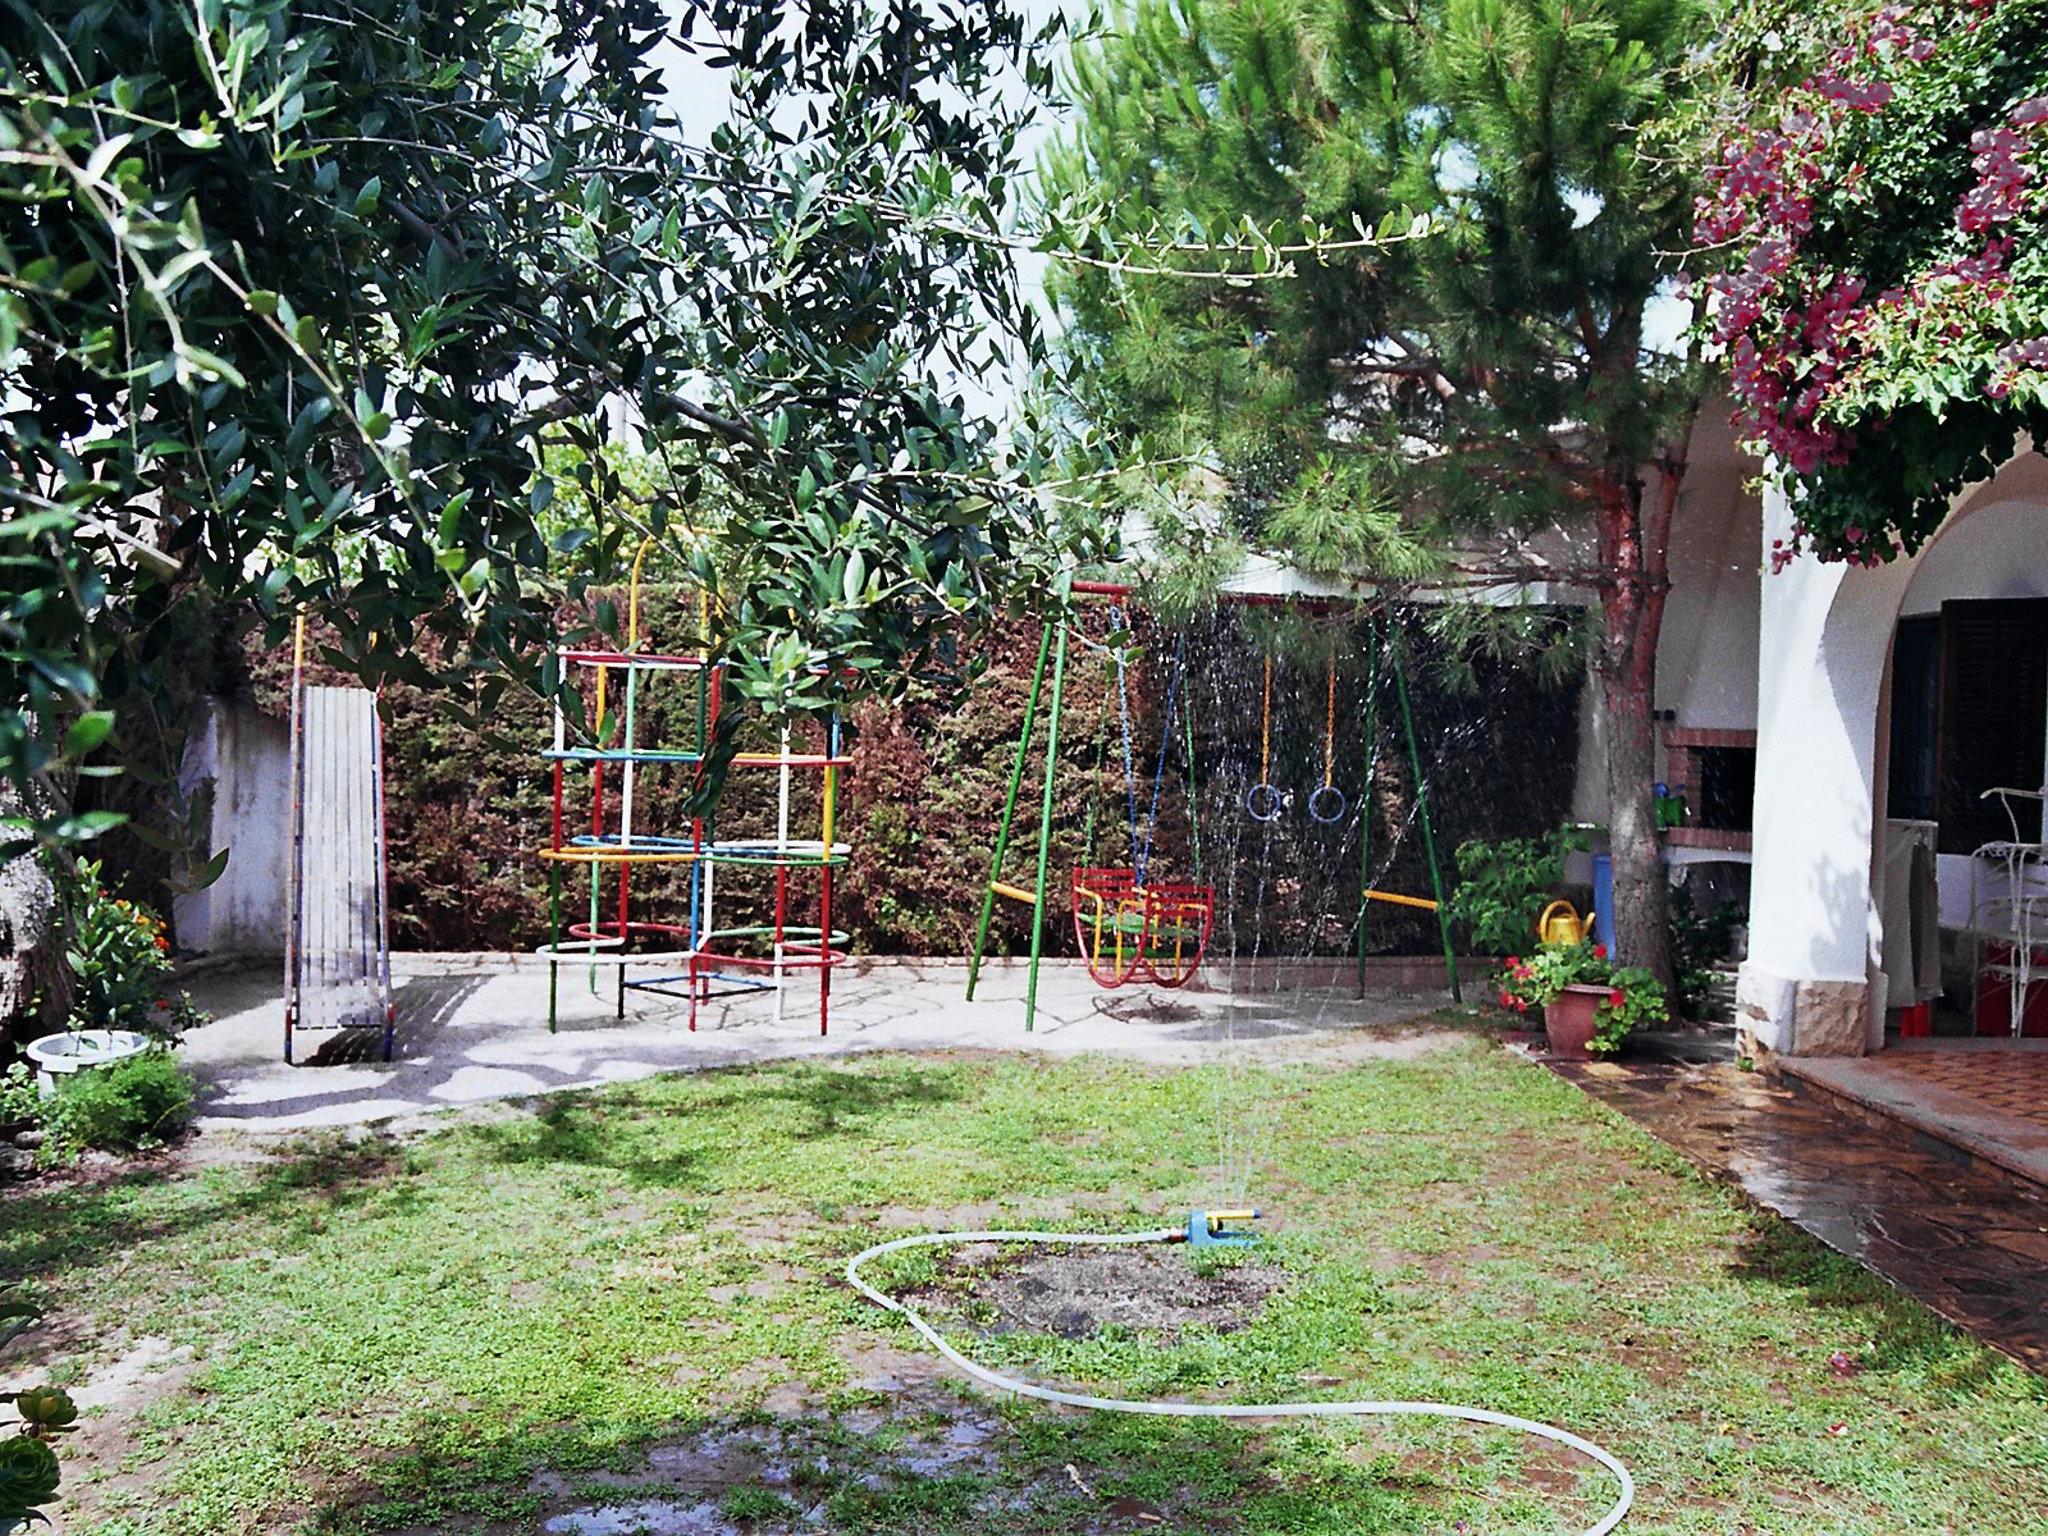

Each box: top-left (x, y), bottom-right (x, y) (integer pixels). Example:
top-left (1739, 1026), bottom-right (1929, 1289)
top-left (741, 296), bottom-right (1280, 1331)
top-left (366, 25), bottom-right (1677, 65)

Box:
top-left (23, 1029), bottom-right (153, 1098)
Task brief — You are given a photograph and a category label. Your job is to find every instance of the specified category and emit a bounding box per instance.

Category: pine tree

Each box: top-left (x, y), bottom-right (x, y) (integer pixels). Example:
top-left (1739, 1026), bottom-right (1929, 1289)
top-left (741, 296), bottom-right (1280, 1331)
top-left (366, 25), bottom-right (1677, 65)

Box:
top-left (1043, 0), bottom-right (1708, 983)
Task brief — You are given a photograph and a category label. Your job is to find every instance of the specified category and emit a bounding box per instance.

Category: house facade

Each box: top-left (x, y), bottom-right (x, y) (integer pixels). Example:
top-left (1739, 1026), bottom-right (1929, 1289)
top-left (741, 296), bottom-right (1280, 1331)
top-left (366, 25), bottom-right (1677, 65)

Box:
top-left (1739, 448), bottom-right (2048, 1057)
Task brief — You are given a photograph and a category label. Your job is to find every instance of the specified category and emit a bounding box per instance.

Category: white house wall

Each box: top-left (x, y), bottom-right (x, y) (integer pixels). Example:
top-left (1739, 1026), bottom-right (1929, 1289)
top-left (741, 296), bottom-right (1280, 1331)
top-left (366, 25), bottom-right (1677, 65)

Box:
top-left (1739, 449), bottom-right (2048, 1057)
top-left (173, 698), bottom-right (292, 959)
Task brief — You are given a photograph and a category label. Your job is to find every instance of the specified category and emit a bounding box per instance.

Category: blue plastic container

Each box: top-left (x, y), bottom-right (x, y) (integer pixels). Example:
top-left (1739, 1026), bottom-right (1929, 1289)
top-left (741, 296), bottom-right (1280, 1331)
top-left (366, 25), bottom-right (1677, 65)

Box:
top-left (1591, 854), bottom-right (1615, 952)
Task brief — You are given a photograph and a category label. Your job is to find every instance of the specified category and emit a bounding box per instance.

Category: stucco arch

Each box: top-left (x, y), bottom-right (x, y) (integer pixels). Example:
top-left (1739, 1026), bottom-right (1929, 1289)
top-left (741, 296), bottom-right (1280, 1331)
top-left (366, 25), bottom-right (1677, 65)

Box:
top-left (1739, 448), bottom-right (2048, 1056)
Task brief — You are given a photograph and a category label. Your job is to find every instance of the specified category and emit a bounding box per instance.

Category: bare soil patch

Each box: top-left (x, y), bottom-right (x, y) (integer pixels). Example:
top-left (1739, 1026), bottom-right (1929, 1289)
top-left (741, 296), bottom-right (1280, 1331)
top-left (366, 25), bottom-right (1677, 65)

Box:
top-left (927, 1242), bottom-right (1290, 1340)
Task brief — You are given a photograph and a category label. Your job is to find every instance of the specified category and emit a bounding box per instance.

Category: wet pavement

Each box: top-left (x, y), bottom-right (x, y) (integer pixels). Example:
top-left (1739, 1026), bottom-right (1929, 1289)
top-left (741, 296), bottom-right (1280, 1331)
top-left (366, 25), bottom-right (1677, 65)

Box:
top-left (1780, 1040), bottom-right (2048, 1187)
top-left (1546, 1053), bottom-right (2048, 1375)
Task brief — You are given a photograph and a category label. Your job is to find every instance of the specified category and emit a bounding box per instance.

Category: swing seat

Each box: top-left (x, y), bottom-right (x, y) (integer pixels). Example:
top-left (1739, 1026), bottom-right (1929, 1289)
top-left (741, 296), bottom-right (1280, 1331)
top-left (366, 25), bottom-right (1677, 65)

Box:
top-left (1071, 868), bottom-right (1215, 989)
top-left (1135, 881), bottom-right (1215, 987)
top-left (1071, 868), bottom-right (1149, 988)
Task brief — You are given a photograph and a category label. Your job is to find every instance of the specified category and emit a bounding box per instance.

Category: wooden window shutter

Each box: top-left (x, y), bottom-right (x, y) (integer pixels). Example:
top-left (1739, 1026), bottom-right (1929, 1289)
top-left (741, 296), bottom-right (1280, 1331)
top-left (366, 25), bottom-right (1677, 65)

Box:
top-left (1936, 597), bottom-right (2048, 854)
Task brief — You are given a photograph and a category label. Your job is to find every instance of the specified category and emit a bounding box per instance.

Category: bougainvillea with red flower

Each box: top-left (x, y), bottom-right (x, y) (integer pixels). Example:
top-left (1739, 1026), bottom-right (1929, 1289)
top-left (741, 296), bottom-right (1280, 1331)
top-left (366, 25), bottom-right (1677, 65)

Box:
top-left (1699, 0), bottom-right (2048, 566)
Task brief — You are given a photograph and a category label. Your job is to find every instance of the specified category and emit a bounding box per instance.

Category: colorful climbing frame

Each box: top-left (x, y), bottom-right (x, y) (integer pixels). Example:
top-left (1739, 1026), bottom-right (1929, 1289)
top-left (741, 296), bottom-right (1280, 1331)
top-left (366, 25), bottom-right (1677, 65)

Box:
top-left (535, 543), bottom-right (853, 1034)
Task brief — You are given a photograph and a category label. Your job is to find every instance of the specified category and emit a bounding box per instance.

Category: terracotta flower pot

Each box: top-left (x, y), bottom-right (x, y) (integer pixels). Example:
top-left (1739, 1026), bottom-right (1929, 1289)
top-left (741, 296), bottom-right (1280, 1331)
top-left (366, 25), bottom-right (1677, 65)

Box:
top-left (1542, 984), bottom-right (1611, 1060)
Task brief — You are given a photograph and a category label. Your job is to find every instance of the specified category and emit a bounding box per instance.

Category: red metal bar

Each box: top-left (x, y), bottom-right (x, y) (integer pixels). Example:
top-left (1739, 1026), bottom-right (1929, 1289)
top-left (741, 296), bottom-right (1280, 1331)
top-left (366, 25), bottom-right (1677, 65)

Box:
top-left (558, 649), bottom-right (712, 668)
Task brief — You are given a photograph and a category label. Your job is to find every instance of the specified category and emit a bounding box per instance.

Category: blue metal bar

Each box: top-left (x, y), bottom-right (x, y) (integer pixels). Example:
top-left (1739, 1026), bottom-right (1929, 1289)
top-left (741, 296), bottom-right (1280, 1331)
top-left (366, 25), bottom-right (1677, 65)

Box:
top-left (1109, 605), bottom-right (1138, 860)
top-left (1138, 631), bottom-right (1186, 888)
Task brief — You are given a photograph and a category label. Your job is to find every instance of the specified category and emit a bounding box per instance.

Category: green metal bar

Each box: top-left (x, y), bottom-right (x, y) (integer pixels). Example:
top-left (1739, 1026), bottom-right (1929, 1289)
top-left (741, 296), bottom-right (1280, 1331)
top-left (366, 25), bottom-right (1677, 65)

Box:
top-left (1356, 623), bottom-right (1378, 999)
top-left (1023, 623), bottom-right (1071, 1033)
top-left (1389, 624), bottom-right (1461, 1002)
top-left (967, 623), bottom-right (1055, 1001)
top-left (548, 860), bottom-right (562, 1033)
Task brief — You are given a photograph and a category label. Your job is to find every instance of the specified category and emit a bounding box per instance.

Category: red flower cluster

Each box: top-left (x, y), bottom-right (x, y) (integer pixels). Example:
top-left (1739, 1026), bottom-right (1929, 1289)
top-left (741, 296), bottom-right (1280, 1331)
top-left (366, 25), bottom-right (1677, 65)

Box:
top-left (1699, 0), bottom-right (2048, 565)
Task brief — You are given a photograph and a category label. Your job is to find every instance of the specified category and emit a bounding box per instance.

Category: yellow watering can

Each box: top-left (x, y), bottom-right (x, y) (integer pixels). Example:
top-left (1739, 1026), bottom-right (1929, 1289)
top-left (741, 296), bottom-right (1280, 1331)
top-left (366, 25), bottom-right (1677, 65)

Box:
top-left (1537, 899), bottom-right (1593, 947)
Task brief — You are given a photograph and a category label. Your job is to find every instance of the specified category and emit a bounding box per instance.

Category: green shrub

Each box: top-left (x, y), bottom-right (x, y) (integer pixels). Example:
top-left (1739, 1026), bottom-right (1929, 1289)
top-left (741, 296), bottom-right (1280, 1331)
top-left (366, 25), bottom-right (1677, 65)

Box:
top-left (0, 1067), bottom-right (37, 1134)
top-left (1671, 885), bottom-right (1743, 1017)
top-left (1444, 826), bottom-right (1588, 955)
top-left (42, 1050), bottom-right (195, 1158)
top-left (2, 1295), bottom-right (78, 1536)
top-left (62, 861), bottom-right (203, 1039)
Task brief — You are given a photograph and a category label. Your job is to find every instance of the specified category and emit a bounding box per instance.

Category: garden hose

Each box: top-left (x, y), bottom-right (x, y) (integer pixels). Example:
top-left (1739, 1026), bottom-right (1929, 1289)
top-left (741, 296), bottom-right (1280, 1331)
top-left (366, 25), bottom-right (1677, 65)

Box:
top-left (845, 1223), bottom-right (1634, 1536)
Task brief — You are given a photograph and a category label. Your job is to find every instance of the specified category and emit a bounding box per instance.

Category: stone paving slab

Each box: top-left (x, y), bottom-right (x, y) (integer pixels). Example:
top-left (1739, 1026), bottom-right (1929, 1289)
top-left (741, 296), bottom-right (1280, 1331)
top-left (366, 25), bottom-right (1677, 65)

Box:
top-left (1549, 1055), bottom-right (2048, 1375)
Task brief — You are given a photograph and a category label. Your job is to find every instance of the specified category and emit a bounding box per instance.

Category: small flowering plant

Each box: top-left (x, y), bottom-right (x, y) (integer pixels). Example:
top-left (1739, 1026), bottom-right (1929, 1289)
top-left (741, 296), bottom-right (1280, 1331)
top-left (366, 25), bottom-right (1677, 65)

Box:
top-left (1494, 942), bottom-right (1669, 1054)
top-left (61, 862), bottom-right (201, 1041)
top-left (1592, 966), bottom-right (1670, 1054)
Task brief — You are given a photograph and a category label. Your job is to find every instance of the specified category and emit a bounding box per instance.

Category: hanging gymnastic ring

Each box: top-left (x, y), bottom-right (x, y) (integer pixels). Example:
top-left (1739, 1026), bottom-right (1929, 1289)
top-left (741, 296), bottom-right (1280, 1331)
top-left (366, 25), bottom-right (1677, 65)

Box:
top-left (1246, 783), bottom-right (1284, 823)
top-left (1307, 784), bottom-right (1348, 825)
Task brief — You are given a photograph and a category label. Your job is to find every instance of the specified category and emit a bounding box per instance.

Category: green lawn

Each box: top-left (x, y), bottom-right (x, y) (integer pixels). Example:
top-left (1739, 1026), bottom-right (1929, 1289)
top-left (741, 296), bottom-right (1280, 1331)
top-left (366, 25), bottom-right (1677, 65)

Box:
top-left (3, 1037), bottom-right (2043, 1535)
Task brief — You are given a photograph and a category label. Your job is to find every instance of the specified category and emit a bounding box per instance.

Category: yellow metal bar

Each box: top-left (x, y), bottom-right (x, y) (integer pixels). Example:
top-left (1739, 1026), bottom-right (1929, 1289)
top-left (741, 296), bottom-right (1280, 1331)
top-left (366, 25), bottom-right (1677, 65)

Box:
top-left (990, 880), bottom-right (1038, 905)
top-left (627, 535), bottom-right (654, 651)
top-left (821, 764), bottom-right (837, 848)
top-left (1207, 1209), bottom-right (1258, 1227)
top-left (1365, 889), bottom-right (1438, 912)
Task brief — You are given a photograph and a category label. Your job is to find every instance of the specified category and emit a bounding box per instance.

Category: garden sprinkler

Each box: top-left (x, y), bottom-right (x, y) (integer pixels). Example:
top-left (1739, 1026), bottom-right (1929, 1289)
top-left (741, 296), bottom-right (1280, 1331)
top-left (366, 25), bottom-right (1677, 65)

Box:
top-left (1178, 1209), bottom-right (1261, 1249)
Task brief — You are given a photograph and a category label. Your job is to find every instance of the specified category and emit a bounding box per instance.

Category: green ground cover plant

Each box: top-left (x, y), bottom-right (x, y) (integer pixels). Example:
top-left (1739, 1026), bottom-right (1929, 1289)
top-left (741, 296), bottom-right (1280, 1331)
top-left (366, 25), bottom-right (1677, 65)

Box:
top-left (0, 1044), bottom-right (2040, 1535)
top-left (36, 1051), bottom-right (195, 1162)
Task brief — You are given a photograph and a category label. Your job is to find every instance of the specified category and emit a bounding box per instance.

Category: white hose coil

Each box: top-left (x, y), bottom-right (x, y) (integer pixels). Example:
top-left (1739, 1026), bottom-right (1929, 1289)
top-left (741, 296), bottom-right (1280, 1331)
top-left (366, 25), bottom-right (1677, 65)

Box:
top-left (846, 1224), bottom-right (1634, 1536)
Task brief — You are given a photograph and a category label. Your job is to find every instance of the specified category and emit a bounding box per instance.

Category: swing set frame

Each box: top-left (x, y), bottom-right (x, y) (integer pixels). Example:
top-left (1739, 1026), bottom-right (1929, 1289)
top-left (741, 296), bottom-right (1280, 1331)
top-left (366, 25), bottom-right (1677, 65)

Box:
top-left (966, 580), bottom-right (1462, 1031)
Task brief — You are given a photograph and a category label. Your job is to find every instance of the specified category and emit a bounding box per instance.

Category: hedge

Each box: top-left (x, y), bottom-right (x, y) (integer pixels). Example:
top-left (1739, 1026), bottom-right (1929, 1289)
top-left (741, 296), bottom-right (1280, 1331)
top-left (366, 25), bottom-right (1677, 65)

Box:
top-left (210, 596), bottom-right (1582, 958)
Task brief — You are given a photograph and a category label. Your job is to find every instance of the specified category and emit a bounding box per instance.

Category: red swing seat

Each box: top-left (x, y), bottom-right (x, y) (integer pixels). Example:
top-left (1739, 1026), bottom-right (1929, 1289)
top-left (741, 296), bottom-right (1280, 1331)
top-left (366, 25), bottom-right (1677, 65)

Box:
top-left (1071, 867), bottom-right (1215, 989)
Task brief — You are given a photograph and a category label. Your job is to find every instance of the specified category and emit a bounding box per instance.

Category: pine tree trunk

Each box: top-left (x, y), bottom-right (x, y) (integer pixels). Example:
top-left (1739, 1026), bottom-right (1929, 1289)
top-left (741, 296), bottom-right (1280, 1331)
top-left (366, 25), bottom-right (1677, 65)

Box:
top-left (1598, 635), bottom-right (1670, 987)
top-left (1591, 442), bottom-right (1689, 995)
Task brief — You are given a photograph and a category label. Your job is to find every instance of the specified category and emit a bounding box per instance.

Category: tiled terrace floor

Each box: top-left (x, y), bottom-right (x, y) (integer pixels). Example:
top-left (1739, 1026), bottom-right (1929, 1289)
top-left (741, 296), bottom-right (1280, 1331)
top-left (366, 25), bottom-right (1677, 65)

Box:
top-left (1548, 1053), bottom-right (2048, 1375)
top-left (1877, 1042), bottom-right (2048, 1128)
top-left (1776, 1040), bottom-right (2048, 1188)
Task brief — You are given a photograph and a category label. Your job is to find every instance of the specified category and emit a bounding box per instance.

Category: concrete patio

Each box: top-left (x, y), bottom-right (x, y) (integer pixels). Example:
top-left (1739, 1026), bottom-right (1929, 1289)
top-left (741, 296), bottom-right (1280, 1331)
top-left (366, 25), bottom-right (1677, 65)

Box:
top-left (178, 954), bottom-right (1463, 1133)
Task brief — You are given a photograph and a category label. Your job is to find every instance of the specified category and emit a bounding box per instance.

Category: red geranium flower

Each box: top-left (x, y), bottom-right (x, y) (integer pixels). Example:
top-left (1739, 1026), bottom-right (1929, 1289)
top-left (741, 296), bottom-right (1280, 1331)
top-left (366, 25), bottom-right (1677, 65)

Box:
top-left (1608, 988), bottom-right (1626, 1008)
top-left (1592, 943), bottom-right (1608, 959)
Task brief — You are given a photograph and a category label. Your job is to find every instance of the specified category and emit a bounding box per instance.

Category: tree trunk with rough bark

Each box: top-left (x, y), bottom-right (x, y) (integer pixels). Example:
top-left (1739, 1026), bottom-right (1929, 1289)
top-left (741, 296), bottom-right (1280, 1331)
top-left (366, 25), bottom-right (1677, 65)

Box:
top-left (1590, 433), bottom-right (1692, 995)
top-left (0, 786), bottom-right (67, 1048)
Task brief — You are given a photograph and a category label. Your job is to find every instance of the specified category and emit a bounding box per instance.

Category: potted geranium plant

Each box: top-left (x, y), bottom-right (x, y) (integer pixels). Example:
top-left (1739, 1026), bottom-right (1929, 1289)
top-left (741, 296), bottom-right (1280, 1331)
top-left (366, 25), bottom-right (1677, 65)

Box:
top-left (1496, 941), bottom-right (1668, 1060)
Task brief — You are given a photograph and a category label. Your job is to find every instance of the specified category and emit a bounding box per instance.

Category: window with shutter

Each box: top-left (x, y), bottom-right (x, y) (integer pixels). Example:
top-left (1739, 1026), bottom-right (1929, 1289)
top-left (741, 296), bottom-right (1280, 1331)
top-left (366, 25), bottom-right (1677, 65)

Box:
top-left (1888, 615), bottom-right (1940, 822)
top-left (1936, 598), bottom-right (2048, 854)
